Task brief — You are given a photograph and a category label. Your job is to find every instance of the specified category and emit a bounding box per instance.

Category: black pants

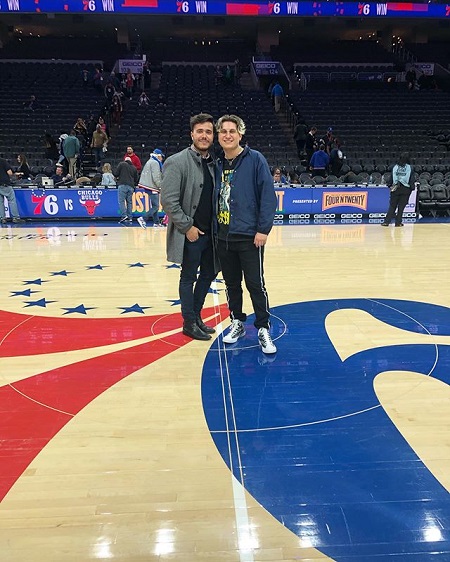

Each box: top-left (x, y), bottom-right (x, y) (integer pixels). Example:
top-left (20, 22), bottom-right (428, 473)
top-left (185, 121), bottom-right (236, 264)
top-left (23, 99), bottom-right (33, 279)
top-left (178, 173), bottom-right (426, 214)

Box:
top-left (217, 238), bottom-right (271, 329)
top-left (295, 140), bottom-right (306, 158)
top-left (179, 233), bottom-right (217, 324)
top-left (384, 185), bottom-right (411, 225)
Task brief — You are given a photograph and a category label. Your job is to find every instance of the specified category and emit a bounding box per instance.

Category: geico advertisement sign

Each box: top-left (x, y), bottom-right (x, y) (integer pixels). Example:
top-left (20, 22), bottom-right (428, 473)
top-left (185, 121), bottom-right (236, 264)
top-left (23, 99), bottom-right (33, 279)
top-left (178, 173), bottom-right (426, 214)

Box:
top-left (118, 60), bottom-right (144, 73)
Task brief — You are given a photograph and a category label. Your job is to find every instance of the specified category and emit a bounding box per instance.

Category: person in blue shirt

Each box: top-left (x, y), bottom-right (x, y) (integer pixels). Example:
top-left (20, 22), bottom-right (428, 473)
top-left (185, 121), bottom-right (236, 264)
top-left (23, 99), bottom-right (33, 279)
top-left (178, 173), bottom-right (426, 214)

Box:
top-left (382, 152), bottom-right (415, 227)
top-left (309, 144), bottom-right (330, 178)
top-left (271, 82), bottom-right (284, 113)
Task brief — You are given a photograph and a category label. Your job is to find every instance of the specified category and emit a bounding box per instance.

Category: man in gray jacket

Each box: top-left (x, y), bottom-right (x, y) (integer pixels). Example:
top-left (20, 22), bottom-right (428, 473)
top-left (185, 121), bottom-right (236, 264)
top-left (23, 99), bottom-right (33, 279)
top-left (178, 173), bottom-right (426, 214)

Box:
top-left (161, 113), bottom-right (219, 341)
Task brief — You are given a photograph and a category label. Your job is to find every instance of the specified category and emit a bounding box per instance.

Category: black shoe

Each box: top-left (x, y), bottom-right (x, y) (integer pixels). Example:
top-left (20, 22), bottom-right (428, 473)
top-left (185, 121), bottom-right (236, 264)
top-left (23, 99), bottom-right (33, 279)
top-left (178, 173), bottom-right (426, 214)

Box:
top-left (395, 223), bottom-right (404, 227)
top-left (196, 315), bottom-right (215, 334)
top-left (0, 218), bottom-right (7, 224)
top-left (183, 322), bottom-right (212, 341)
top-left (381, 222), bottom-right (389, 227)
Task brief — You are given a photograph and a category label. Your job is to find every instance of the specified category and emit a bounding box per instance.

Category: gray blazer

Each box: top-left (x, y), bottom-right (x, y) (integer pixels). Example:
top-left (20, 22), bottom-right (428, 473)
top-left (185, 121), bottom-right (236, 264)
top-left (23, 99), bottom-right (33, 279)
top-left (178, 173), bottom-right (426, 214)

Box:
top-left (161, 147), bottom-right (216, 264)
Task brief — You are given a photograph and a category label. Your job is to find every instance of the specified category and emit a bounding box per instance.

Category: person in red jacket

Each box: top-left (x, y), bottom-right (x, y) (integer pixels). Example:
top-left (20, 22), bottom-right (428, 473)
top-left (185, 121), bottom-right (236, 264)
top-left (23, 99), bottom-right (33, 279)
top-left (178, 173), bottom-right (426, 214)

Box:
top-left (123, 146), bottom-right (142, 173)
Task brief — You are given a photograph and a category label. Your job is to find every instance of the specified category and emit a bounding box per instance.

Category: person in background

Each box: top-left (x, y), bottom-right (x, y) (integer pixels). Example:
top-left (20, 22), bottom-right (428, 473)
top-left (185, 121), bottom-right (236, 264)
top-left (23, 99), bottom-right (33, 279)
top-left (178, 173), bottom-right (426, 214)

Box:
top-left (381, 152), bottom-right (416, 227)
top-left (123, 146), bottom-right (142, 173)
top-left (125, 69), bottom-right (135, 100)
top-left (0, 158), bottom-right (24, 224)
top-left (90, 124), bottom-right (109, 168)
top-left (51, 163), bottom-right (72, 186)
top-left (271, 81), bottom-right (284, 113)
top-left (15, 154), bottom-right (31, 180)
top-left (101, 163), bottom-right (116, 187)
top-left (137, 148), bottom-right (165, 229)
top-left (63, 130), bottom-right (80, 179)
top-left (73, 117), bottom-right (88, 145)
top-left (329, 139), bottom-right (344, 177)
top-left (116, 156), bottom-right (138, 224)
top-left (215, 114), bottom-right (277, 355)
top-left (310, 144), bottom-right (330, 178)
top-left (293, 117), bottom-right (308, 159)
top-left (81, 68), bottom-right (90, 88)
top-left (160, 113), bottom-right (218, 341)
top-left (272, 167), bottom-right (289, 185)
top-left (111, 93), bottom-right (123, 126)
top-left (305, 125), bottom-right (318, 167)
top-left (98, 116), bottom-right (110, 139)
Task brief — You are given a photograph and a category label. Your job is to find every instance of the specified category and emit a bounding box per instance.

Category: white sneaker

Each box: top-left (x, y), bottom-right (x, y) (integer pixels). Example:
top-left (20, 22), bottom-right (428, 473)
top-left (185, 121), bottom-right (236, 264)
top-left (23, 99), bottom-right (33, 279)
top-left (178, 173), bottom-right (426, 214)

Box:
top-left (137, 217), bottom-right (147, 229)
top-left (223, 320), bottom-right (246, 344)
top-left (258, 328), bottom-right (277, 354)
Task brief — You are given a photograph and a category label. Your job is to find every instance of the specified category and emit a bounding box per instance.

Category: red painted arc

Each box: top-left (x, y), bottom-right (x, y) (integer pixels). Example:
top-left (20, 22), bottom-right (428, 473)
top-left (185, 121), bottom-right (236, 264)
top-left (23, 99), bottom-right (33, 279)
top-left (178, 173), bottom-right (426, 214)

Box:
top-left (0, 305), bottom-right (226, 357)
top-left (0, 305), bottom-right (227, 502)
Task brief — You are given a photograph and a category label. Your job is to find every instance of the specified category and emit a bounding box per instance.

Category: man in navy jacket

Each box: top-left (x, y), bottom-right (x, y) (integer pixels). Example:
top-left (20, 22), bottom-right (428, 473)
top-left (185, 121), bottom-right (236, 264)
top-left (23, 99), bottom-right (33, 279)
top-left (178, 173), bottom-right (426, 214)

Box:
top-left (215, 114), bottom-right (278, 354)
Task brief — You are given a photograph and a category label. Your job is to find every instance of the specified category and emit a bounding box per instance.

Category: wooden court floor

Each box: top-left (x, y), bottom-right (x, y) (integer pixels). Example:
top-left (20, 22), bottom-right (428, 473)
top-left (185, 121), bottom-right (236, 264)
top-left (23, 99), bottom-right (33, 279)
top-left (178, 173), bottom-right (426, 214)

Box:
top-left (0, 221), bottom-right (449, 562)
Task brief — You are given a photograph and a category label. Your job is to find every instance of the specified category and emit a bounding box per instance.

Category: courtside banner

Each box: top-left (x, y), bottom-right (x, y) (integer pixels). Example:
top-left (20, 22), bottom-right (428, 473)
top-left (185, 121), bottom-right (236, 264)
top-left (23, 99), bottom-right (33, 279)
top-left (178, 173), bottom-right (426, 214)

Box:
top-left (275, 187), bottom-right (390, 215)
top-left (12, 186), bottom-right (410, 220)
top-left (13, 187), bottom-right (159, 219)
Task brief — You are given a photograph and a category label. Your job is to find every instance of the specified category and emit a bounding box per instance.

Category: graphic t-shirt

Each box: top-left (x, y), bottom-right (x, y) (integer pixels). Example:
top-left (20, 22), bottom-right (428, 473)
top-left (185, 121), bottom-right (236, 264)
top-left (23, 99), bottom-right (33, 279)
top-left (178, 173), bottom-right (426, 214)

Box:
top-left (217, 161), bottom-right (233, 240)
top-left (217, 154), bottom-right (251, 241)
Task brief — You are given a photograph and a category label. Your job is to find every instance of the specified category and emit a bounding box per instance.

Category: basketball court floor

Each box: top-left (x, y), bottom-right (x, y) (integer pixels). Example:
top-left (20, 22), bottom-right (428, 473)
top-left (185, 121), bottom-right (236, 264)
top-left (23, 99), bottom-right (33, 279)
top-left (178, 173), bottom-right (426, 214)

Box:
top-left (0, 219), bottom-right (449, 562)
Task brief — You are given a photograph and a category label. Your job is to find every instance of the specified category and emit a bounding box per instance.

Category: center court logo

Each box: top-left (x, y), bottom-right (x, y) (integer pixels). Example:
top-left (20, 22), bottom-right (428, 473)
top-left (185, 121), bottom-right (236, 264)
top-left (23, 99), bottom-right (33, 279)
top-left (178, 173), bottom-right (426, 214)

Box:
top-left (322, 191), bottom-right (368, 211)
top-left (202, 298), bottom-right (450, 562)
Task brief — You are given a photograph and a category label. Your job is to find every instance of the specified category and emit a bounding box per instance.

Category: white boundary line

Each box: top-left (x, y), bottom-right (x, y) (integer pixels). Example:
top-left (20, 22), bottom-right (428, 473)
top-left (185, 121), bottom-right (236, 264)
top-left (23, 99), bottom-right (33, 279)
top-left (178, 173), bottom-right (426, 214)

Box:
top-left (211, 283), bottom-right (256, 561)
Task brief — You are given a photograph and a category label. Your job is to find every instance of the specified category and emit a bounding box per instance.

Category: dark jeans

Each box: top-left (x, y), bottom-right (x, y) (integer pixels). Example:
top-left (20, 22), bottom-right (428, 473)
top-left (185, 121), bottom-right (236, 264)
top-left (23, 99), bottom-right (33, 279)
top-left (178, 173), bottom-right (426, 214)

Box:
top-left (179, 233), bottom-right (217, 324)
top-left (385, 185), bottom-right (411, 225)
top-left (118, 184), bottom-right (134, 219)
top-left (93, 146), bottom-right (103, 166)
top-left (217, 238), bottom-right (270, 329)
top-left (144, 191), bottom-right (160, 224)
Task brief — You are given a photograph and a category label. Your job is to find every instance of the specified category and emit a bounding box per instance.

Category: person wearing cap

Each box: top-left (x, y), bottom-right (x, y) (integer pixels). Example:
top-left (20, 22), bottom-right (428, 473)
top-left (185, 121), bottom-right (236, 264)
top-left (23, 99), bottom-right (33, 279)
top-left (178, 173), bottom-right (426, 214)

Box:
top-left (137, 148), bottom-right (165, 228)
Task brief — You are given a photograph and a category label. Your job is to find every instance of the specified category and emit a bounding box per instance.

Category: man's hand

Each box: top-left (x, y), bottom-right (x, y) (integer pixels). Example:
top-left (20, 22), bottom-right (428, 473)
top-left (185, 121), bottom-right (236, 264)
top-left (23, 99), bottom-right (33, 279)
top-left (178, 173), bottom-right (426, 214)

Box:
top-left (254, 232), bottom-right (268, 247)
top-left (186, 226), bottom-right (204, 242)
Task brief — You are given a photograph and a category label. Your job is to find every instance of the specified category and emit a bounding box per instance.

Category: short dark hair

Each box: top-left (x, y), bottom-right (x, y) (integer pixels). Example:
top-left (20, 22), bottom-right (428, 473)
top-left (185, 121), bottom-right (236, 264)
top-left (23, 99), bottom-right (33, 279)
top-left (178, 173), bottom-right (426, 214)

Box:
top-left (398, 152), bottom-right (410, 166)
top-left (190, 113), bottom-right (214, 131)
